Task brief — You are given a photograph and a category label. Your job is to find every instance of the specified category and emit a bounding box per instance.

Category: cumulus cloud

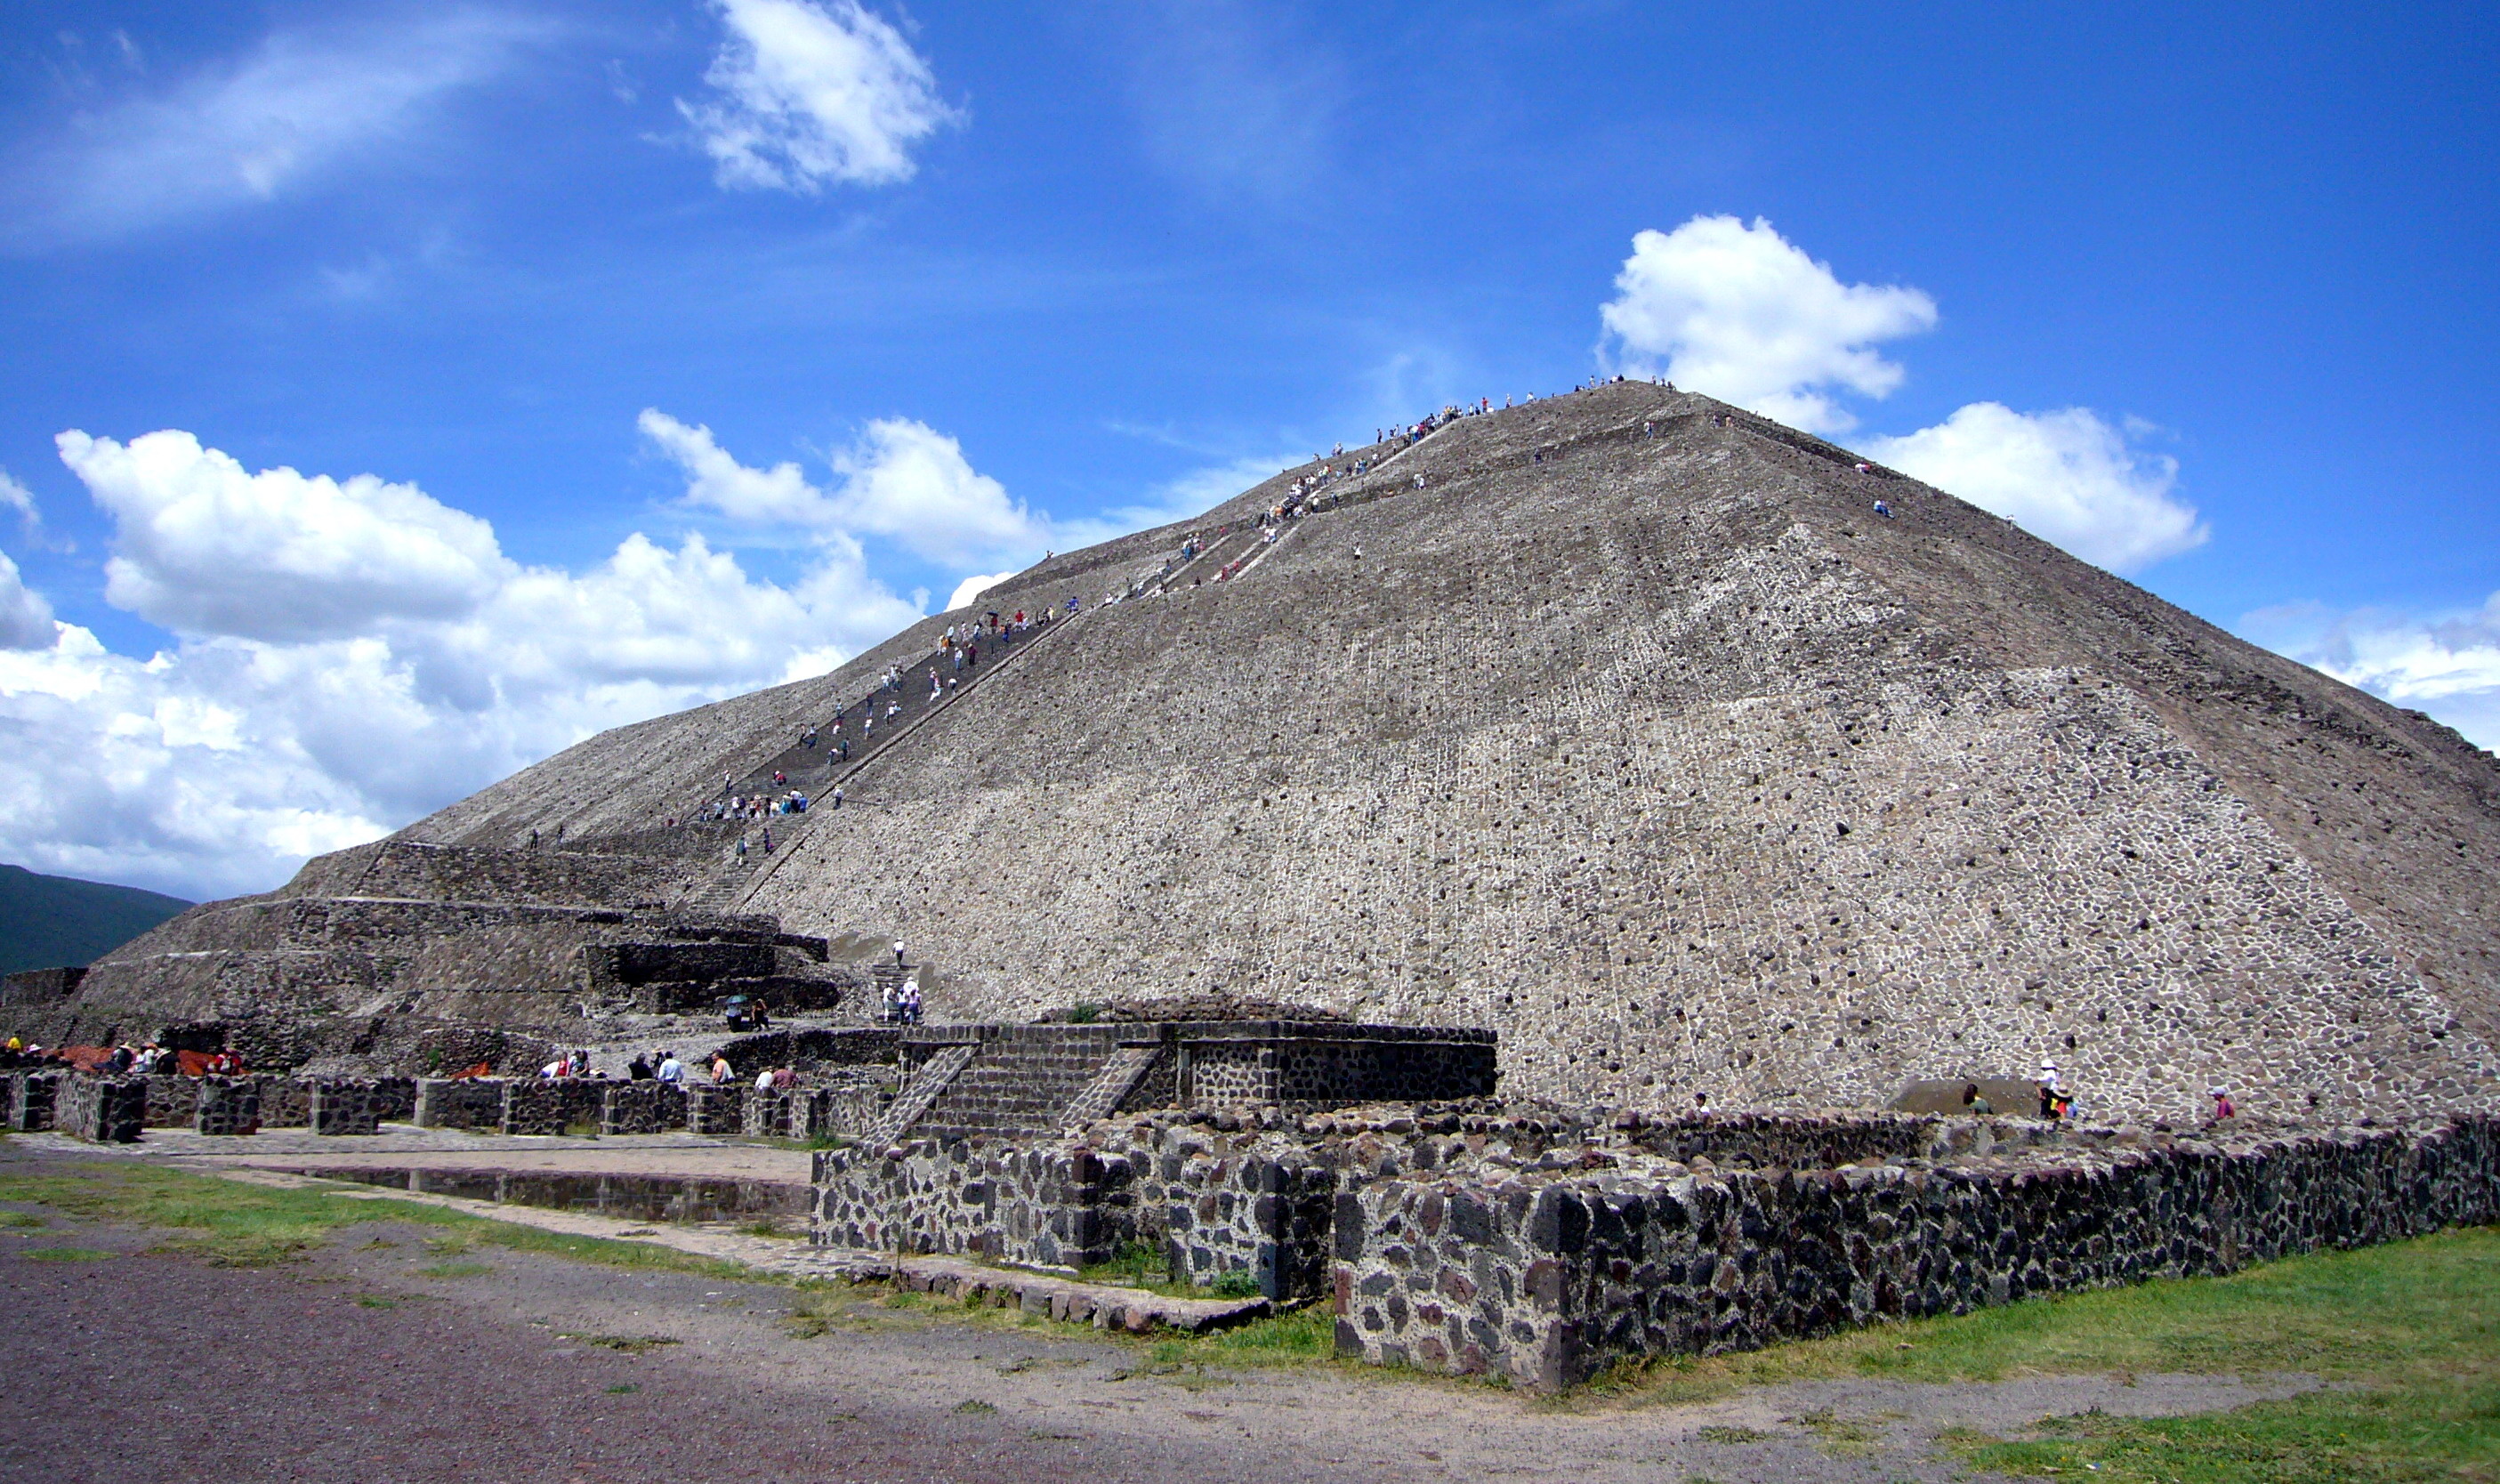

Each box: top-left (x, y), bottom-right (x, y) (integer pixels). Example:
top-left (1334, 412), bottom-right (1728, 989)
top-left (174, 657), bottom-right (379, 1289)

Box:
top-left (3, 12), bottom-right (544, 251)
top-left (0, 552), bottom-right (56, 650)
top-left (2240, 594), bottom-right (2500, 752)
top-left (1599, 216), bottom-right (1937, 433)
top-left (641, 409), bottom-right (1049, 568)
top-left (4, 427), bottom-right (923, 899)
top-left (1863, 403), bottom-right (2207, 575)
top-left (60, 429), bottom-right (509, 641)
top-left (944, 571), bottom-right (1018, 612)
top-left (681, 0), bottom-right (958, 192)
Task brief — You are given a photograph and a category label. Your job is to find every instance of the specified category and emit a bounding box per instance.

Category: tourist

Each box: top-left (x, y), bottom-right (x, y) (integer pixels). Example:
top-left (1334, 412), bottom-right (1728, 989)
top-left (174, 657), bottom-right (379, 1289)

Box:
top-left (2209, 1086), bottom-right (2236, 1120)
top-left (771, 1066), bottom-right (796, 1091)
top-left (710, 1053), bottom-right (732, 1085)
top-left (627, 1053), bottom-right (652, 1080)
top-left (880, 980), bottom-right (899, 1023)
top-left (899, 979), bottom-right (923, 1025)
top-left (2037, 1061), bottom-right (2066, 1120)
top-left (656, 1051), bottom-right (684, 1085)
top-left (1961, 1082), bottom-right (1994, 1115)
top-left (754, 1066), bottom-right (775, 1093)
top-left (893, 939), bottom-right (907, 968)
top-left (541, 1054), bottom-right (569, 1079)
top-left (831, 786), bottom-right (844, 810)
top-left (1873, 499), bottom-right (1893, 519)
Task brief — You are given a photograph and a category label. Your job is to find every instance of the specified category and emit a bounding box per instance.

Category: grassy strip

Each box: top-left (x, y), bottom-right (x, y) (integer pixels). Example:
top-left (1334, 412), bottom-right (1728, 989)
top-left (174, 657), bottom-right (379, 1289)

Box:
top-left (1588, 1225), bottom-right (2500, 1407)
top-left (1595, 1225), bottom-right (2500, 1481)
top-left (0, 1163), bottom-right (756, 1278)
top-left (1948, 1380), bottom-right (2500, 1483)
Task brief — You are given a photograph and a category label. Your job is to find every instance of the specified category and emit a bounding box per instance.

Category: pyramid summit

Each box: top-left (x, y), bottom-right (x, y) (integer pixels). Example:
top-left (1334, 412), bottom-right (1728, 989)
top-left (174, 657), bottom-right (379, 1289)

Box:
top-left (27, 383), bottom-right (2500, 1123)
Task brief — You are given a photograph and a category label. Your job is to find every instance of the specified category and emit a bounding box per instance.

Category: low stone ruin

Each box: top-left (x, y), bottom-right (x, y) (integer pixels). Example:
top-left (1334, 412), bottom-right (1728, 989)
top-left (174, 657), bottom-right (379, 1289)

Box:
top-left (811, 1094), bottom-right (2500, 1389)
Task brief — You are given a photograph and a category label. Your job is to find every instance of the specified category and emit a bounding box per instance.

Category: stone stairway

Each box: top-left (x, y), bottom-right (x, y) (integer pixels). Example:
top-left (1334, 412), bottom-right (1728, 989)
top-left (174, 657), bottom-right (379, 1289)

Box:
top-left (677, 605), bottom-right (1091, 914)
top-left (912, 1031), bottom-right (1125, 1141)
top-left (1058, 1044), bottom-right (1160, 1130)
top-left (859, 1043), bottom-right (974, 1147)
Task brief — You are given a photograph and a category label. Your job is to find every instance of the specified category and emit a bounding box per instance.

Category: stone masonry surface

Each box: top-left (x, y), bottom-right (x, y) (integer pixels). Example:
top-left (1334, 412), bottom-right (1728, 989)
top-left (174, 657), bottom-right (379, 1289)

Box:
top-left (25, 386), bottom-right (2500, 1127)
top-left (812, 1099), bottom-right (2500, 1386)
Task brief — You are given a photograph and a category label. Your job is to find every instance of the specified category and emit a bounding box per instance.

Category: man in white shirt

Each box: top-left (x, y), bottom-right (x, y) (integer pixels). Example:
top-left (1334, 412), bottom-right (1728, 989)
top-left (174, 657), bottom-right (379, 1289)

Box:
top-left (656, 1052), bottom-right (683, 1085)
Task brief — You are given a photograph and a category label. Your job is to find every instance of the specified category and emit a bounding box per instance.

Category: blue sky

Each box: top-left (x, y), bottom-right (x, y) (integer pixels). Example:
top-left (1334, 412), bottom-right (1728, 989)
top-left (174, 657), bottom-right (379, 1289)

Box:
top-left (0, 0), bottom-right (2494, 899)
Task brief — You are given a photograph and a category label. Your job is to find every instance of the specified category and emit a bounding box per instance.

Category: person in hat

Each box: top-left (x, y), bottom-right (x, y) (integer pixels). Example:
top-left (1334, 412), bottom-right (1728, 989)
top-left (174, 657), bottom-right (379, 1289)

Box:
top-left (2037, 1061), bottom-right (2064, 1119)
top-left (2209, 1086), bottom-right (2236, 1121)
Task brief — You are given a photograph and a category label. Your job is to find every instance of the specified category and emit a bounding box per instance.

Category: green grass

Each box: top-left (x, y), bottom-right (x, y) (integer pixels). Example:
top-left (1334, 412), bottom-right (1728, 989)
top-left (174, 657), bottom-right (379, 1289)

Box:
top-left (21, 1246), bottom-right (111, 1262)
top-left (0, 1163), bottom-right (759, 1279)
top-left (559, 1333), bottom-right (682, 1354)
top-left (416, 1261), bottom-right (492, 1278)
top-left (1599, 1225), bottom-right (2500, 1482)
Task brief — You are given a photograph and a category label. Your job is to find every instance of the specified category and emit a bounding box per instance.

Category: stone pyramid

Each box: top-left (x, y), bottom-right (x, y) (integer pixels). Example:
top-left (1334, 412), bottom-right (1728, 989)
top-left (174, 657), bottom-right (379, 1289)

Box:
top-left (48, 384), bottom-right (2500, 1122)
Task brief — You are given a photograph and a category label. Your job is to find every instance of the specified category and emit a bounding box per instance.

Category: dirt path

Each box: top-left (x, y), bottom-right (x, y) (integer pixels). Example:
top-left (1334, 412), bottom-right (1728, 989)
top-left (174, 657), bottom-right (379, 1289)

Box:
top-left (0, 1146), bottom-right (2320, 1483)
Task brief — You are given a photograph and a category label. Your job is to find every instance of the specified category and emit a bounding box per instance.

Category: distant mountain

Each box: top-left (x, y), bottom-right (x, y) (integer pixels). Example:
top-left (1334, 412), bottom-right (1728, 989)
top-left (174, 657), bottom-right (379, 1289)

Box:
top-left (0, 865), bottom-right (191, 977)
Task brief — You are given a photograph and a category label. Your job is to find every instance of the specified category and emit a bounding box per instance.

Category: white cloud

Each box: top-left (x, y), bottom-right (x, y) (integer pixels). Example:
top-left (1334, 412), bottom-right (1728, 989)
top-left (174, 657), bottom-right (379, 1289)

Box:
top-left (828, 419), bottom-right (1042, 564)
top-left (681, 0), bottom-right (958, 193)
top-left (1599, 216), bottom-right (1937, 433)
top-left (0, 470), bottom-right (36, 528)
top-left (59, 428), bottom-right (509, 641)
top-left (637, 410), bottom-right (839, 526)
top-left (642, 409), bottom-right (1050, 568)
top-left (1864, 403), bottom-right (2207, 575)
top-left (0, 551), bottom-right (56, 650)
top-left (2240, 594), bottom-right (2500, 752)
top-left (4, 12), bottom-right (544, 250)
top-left (945, 571), bottom-right (1018, 612)
top-left (4, 427), bottom-right (923, 899)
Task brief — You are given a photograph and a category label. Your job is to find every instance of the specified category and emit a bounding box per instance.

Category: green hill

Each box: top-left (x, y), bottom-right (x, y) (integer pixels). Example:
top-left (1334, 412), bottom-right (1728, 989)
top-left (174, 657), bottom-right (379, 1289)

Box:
top-left (0, 865), bottom-right (191, 977)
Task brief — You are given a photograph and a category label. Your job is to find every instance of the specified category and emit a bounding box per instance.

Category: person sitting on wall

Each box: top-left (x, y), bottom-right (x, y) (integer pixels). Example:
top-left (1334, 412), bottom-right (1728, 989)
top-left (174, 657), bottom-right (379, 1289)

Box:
top-left (656, 1051), bottom-right (683, 1085)
top-left (754, 1066), bottom-right (775, 1093)
top-left (627, 1053), bottom-right (652, 1080)
top-left (710, 1053), bottom-right (732, 1085)
top-left (1960, 1082), bottom-right (1994, 1115)
top-left (771, 1066), bottom-right (796, 1091)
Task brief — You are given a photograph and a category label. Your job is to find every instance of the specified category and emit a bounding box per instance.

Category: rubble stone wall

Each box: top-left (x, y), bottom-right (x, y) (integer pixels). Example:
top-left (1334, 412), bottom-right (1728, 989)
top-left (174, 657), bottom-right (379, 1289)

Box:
top-left (193, 1077), bottom-right (261, 1135)
top-left (686, 1082), bottom-right (745, 1135)
top-left (601, 1081), bottom-right (689, 1134)
top-left (57, 1074), bottom-right (144, 1142)
top-left (415, 1077), bottom-right (506, 1129)
top-left (307, 1077), bottom-right (414, 1134)
top-left (501, 1078), bottom-right (608, 1135)
top-left (1335, 1116), bottom-right (2500, 1389)
top-left (0, 1071), bottom-right (52, 1131)
top-left (142, 1074), bottom-right (201, 1127)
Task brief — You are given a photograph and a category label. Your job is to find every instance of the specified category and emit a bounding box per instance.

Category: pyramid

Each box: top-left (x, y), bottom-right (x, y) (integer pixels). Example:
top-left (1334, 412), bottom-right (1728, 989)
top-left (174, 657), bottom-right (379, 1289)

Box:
top-left (42, 385), bottom-right (2500, 1122)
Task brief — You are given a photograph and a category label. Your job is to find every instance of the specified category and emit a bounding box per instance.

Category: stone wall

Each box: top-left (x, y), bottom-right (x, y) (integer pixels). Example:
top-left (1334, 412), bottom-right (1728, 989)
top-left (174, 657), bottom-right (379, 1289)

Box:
top-left (307, 1077), bottom-right (414, 1135)
top-left (686, 1082), bottom-right (746, 1135)
top-left (601, 1081), bottom-right (689, 1134)
top-left (57, 1074), bottom-right (145, 1142)
top-left (415, 1077), bottom-right (508, 1130)
top-left (193, 1077), bottom-right (261, 1135)
top-left (501, 1078), bottom-right (608, 1136)
top-left (1334, 1116), bottom-right (2500, 1389)
top-left (142, 1074), bottom-right (202, 1128)
top-left (4, 1070), bottom-right (59, 1131)
top-left (259, 1077), bottom-right (310, 1128)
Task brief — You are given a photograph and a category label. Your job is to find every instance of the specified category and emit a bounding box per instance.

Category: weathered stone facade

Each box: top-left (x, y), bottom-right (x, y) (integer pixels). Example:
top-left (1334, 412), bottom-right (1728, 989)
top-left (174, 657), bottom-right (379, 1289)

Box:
top-left (814, 1101), bottom-right (2500, 1384)
top-left (307, 1077), bottom-right (414, 1135)
top-left (1335, 1115), bottom-right (2500, 1387)
top-left (56, 1074), bottom-right (145, 1143)
top-left (500, 1077), bottom-right (608, 1136)
top-left (413, 1077), bottom-right (507, 1130)
top-left (601, 1081), bottom-right (690, 1134)
top-left (19, 386), bottom-right (2500, 1126)
top-left (192, 1076), bottom-right (262, 1135)
top-left (686, 1082), bottom-right (746, 1136)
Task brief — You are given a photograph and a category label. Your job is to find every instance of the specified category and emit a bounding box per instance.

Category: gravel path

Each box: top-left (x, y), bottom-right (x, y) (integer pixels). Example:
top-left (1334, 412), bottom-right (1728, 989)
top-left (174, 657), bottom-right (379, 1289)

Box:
top-left (0, 1145), bottom-right (2321, 1483)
